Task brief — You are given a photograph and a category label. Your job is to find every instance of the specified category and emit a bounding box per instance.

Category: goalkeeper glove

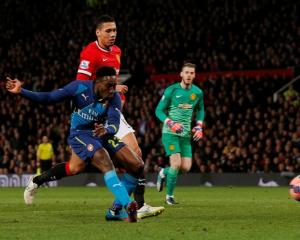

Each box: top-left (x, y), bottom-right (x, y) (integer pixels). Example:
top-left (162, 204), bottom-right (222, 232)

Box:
top-left (192, 121), bottom-right (203, 141)
top-left (166, 119), bottom-right (183, 134)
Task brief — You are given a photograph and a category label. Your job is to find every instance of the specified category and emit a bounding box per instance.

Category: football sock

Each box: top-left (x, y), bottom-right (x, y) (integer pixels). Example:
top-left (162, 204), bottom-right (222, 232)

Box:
top-left (33, 162), bottom-right (72, 187)
top-left (104, 170), bottom-right (131, 207)
top-left (134, 178), bottom-right (146, 209)
top-left (166, 167), bottom-right (179, 197)
top-left (163, 167), bottom-right (182, 177)
top-left (121, 173), bottom-right (138, 195)
top-left (114, 173), bottom-right (138, 206)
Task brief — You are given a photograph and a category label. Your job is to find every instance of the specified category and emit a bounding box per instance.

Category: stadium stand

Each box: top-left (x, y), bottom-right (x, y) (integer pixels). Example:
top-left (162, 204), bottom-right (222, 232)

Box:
top-left (0, 0), bottom-right (299, 174)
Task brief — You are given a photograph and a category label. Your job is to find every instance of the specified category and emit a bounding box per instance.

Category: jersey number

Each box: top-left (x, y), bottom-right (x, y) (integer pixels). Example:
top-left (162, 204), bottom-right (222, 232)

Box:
top-left (108, 136), bottom-right (120, 148)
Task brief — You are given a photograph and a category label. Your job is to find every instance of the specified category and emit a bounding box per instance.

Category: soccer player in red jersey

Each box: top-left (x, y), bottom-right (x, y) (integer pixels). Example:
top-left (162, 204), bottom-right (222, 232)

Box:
top-left (76, 15), bottom-right (164, 219)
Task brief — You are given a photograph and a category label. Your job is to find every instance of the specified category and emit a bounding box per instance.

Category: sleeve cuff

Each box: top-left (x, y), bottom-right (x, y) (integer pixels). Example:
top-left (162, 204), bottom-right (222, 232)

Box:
top-left (106, 125), bottom-right (118, 135)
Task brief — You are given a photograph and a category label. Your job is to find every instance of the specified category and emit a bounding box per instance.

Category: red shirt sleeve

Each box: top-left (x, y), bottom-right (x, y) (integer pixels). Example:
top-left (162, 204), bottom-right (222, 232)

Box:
top-left (119, 92), bottom-right (126, 101)
top-left (76, 48), bottom-right (96, 80)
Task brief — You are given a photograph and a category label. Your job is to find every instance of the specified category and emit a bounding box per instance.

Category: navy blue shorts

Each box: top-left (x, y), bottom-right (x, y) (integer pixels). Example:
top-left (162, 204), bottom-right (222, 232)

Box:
top-left (68, 130), bottom-right (125, 162)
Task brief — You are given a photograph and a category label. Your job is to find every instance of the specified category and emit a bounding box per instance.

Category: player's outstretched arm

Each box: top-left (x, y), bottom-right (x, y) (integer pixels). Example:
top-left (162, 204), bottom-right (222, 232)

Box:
top-left (6, 77), bottom-right (75, 104)
top-left (6, 77), bottom-right (22, 94)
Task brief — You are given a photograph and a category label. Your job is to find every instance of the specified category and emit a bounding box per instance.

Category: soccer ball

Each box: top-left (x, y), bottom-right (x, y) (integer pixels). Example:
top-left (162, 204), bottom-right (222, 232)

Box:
top-left (289, 175), bottom-right (300, 201)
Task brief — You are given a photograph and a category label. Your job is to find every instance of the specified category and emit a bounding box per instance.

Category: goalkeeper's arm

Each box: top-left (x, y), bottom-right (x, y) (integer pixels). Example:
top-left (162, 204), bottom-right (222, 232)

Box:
top-left (155, 91), bottom-right (183, 133)
top-left (192, 92), bottom-right (205, 141)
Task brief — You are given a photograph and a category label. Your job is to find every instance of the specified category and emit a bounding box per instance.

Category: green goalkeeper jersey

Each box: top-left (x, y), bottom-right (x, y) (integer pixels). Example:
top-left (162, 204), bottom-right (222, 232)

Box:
top-left (155, 82), bottom-right (205, 137)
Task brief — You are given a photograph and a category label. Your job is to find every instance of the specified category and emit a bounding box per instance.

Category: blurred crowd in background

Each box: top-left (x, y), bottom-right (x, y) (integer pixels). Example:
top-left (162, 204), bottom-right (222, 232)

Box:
top-left (0, 0), bottom-right (300, 174)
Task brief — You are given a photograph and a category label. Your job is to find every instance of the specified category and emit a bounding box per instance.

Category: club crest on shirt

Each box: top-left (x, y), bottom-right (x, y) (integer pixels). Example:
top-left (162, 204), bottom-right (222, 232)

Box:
top-left (169, 144), bottom-right (175, 151)
top-left (79, 60), bottom-right (90, 70)
top-left (190, 93), bottom-right (196, 100)
top-left (87, 144), bottom-right (94, 152)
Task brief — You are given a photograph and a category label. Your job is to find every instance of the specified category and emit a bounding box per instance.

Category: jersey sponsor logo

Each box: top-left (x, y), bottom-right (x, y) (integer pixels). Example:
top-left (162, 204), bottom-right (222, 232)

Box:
top-left (81, 93), bottom-right (89, 101)
top-left (88, 108), bottom-right (100, 116)
top-left (178, 103), bottom-right (192, 109)
top-left (176, 95), bottom-right (183, 98)
top-left (103, 58), bottom-right (108, 62)
top-left (87, 144), bottom-right (94, 152)
top-left (79, 60), bottom-right (90, 70)
top-left (77, 109), bottom-right (98, 121)
top-left (190, 93), bottom-right (196, 100)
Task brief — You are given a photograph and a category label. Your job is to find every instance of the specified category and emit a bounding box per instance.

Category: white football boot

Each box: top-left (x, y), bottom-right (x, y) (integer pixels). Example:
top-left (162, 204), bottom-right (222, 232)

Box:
top-left (24, 175), bottom-right (39, 205)
top-left (156, 168), bottom-right (166, 192)
top-left (137, 203), bottom-right (165, 219)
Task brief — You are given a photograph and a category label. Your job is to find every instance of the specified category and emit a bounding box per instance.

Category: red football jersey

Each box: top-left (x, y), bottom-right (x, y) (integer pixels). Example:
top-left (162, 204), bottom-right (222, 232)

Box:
top-left (76, 41), bottom-right (121, 80)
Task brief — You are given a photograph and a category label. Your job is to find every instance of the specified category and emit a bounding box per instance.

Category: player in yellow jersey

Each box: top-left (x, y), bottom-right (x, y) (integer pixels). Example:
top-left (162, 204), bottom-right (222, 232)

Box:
top-left (155, 62), bottom-right (205, 204)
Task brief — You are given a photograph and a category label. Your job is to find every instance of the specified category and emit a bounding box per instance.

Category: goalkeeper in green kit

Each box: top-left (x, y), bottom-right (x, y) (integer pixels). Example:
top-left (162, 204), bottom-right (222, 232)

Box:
top-left (155, 62), bottom-right (205, 205)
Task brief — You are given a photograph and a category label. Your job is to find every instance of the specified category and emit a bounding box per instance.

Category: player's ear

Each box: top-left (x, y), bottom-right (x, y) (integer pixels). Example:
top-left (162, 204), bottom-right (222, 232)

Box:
top-left (96, 29), bottom-right (100, 37)
top-left (180, 71), bottom-right (183, 78)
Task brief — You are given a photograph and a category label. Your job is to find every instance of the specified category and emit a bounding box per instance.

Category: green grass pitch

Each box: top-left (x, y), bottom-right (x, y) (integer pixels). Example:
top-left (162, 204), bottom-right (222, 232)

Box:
top-left (1, 186), bottom-right (300, 240)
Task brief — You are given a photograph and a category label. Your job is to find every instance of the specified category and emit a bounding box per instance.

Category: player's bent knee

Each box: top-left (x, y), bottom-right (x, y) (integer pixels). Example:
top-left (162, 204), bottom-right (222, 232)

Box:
top-left (180, 169), bottom-right (189, 174)
top-left (180, 166), bottom-right (191, 173)
top-left (69, 162), bottom-right (85, 175)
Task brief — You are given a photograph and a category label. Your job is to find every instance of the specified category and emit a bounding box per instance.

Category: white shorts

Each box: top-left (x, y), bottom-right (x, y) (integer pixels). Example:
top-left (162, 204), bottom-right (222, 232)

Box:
top-left (115, 113), bottom-right (135, 139)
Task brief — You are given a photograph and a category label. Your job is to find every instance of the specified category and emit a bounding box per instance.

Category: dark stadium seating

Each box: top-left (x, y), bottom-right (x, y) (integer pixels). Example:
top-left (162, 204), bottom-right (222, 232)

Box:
top-left (0, 0), bottom-right (299, 174)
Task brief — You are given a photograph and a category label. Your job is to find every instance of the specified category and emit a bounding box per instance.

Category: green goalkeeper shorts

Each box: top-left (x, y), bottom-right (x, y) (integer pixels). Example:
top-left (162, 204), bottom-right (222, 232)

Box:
top-left (162, 133), bottom-right (192, 157)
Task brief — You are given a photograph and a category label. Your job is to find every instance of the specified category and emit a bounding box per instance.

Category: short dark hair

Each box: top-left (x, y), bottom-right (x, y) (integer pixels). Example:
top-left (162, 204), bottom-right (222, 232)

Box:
top-left (95, 66), bottom-right (116, 80)
top-left (95, 15), bottom-right (115, 29)
top-left (182, 62), bottom-right (196, 70)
